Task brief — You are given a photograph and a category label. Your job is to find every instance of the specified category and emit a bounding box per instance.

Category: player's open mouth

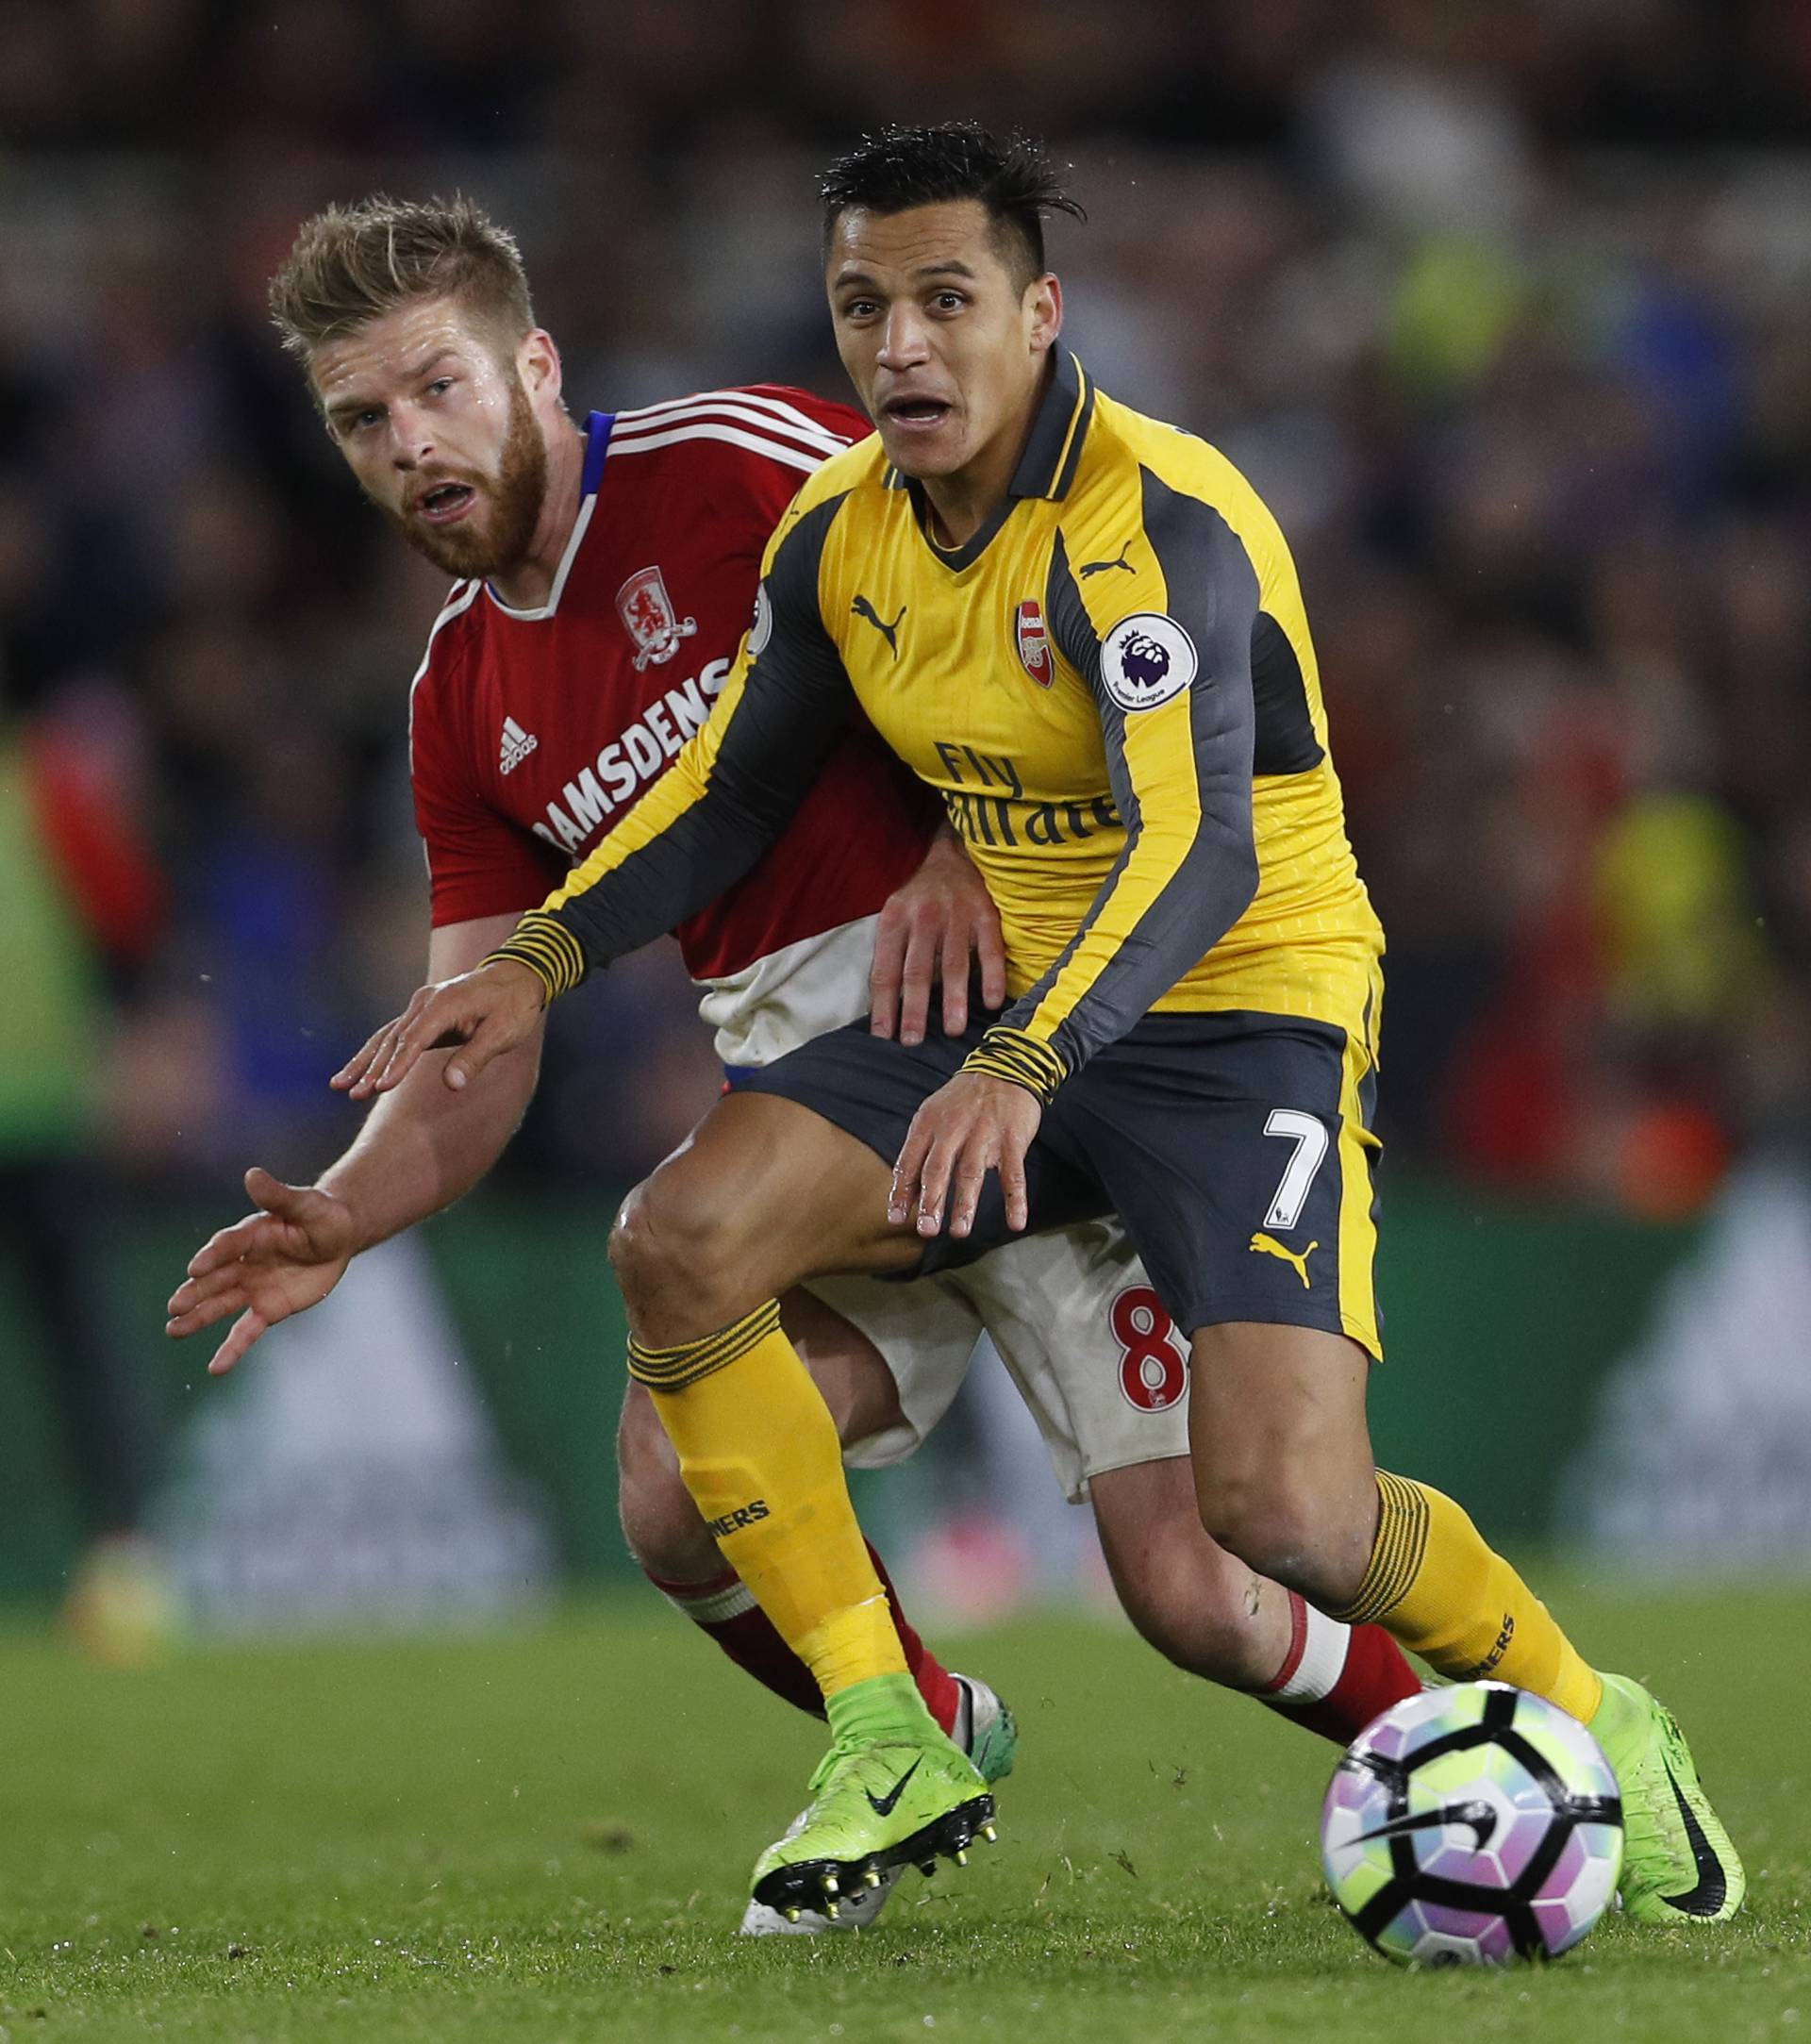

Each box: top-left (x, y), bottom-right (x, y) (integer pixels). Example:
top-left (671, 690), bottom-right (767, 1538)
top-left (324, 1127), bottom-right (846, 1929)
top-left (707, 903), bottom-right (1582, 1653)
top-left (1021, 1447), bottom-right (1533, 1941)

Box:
top-left (883, 397), bottom-right (953, 434)
top-left (417, 483), bottom-right (476, 523)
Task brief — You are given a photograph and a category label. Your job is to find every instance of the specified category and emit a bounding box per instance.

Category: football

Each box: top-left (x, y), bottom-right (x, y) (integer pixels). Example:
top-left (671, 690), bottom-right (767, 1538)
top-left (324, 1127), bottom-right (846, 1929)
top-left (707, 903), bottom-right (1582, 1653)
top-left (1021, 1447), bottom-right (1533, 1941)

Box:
top-left (1321, 1681), bottom-right (1624, 1966)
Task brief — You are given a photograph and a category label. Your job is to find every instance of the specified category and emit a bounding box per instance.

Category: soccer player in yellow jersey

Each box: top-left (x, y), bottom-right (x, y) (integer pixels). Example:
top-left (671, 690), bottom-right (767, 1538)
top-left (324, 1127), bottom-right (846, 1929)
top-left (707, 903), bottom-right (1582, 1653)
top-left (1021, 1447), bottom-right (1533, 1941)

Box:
top-left (342, 125), bottom-right (1743, 1928)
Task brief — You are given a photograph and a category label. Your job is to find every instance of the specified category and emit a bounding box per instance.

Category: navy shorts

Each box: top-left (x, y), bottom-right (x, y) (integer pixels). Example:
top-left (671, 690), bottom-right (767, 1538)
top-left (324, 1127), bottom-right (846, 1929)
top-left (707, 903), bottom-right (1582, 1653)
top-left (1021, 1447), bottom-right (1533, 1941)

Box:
top-left (730, 1002), bottom-right (1383, 1355)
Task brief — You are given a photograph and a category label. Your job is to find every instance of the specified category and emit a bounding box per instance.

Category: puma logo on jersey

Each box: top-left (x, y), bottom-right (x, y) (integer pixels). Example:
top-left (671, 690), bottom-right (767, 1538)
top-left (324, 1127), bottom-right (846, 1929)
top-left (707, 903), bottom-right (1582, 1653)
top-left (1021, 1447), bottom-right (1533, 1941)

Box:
top-left (500, 716), bottom-right (539, 774)
top-left (1080, 544), bottom-right (1135, 577)
top-left (852, 594), bottom-right (906, 656)
top-left (1249, 1233), bottom-right (1317, 1288)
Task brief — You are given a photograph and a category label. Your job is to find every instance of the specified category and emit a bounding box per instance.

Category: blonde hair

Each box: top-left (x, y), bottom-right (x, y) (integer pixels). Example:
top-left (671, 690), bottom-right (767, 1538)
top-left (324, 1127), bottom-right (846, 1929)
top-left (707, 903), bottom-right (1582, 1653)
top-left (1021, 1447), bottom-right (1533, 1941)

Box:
top-left (268, 193), bottom-right (535, 361)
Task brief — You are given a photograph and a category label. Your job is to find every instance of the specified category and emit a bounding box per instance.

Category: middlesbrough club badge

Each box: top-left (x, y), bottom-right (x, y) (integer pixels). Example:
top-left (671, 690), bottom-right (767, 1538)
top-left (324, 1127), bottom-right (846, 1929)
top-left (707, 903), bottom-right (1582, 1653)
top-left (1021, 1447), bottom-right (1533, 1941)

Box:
top-left (616, 565), bottom-right (699, 672)
top-left (1015, 599), bottom-right (1054, 688)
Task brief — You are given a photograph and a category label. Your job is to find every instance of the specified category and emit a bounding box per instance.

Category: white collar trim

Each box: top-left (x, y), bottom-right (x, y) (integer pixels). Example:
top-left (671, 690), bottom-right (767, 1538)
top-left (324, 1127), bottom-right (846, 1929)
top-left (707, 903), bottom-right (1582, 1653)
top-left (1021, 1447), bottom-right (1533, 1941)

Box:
top-left (484, 489), bottom-right (599, 623)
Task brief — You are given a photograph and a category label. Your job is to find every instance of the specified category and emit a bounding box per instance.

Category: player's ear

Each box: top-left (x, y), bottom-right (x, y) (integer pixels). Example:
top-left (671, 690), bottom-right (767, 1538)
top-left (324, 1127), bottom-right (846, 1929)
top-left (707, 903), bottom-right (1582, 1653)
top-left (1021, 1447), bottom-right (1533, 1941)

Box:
top-left (1026, 273), bottom-right (1062, 355)
top-left (519, 326), bottom-right (562, 405)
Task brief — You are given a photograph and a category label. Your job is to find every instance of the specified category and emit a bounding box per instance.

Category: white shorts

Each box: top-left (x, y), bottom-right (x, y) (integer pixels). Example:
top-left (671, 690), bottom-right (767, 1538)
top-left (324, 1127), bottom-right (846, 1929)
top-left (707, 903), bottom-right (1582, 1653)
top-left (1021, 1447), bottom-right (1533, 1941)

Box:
top-left (803, 1219), bottom-right (1192, 1504)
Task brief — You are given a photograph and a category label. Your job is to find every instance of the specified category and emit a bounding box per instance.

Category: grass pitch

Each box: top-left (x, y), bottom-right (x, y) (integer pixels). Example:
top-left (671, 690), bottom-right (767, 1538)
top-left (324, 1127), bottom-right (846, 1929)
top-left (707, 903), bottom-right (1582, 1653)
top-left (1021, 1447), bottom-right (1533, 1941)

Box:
top-left (3, 1582), bottom-right (1806, 2042)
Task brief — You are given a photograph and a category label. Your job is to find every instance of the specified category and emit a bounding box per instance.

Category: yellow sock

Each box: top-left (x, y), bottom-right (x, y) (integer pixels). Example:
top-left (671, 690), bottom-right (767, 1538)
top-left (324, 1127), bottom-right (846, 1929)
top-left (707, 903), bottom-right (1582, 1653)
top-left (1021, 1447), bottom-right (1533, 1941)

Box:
top-left (1334, 1471), bottom-right (1603, 1723)
top-left (627, 1301), bottom-right (906, 1700)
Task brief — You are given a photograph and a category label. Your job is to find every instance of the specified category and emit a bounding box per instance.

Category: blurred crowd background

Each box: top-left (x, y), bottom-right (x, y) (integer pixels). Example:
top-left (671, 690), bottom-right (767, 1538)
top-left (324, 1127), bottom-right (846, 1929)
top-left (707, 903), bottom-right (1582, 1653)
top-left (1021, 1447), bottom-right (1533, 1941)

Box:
top-left (4, 0), bottom-right (1810, 1623)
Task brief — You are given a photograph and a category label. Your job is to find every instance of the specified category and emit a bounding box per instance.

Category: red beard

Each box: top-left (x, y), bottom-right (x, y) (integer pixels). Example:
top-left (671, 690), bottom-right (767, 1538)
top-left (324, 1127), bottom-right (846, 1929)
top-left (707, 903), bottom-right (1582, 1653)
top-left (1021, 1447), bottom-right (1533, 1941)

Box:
top-left (386, 374), bottom-right (548, 579)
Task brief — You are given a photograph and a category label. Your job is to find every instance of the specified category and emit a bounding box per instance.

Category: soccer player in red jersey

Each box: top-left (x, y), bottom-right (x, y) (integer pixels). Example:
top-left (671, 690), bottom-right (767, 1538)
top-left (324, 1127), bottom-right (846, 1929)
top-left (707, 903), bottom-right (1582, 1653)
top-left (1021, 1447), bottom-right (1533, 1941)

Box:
top-left (165, 196), bottom-right (1419, 1931)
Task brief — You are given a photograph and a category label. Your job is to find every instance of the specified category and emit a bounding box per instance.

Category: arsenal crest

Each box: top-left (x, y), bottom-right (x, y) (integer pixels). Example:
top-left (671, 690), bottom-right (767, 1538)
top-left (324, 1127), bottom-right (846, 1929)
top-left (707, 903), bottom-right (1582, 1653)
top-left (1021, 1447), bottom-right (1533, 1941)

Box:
top-left (1015, 599), bottom-right (1054, 688)
top-left (616, 565), bottom-right (699, 672)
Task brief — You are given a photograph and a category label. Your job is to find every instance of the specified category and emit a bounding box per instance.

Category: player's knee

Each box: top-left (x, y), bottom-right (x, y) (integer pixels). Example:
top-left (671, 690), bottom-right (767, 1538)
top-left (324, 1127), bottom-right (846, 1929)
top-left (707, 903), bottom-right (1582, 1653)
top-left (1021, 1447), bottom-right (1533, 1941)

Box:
top-left (615, 1387), bottom-right (715, 1579)
top-left (1092, 1461), bottom-right (1276, 1683)
top-left (1110, 1533), bottom-right (1264, 1681)
top-left (1193, 1466), bottom-right (1327, 1596)
top-left (609, 1155), bottom-right (754, 1325)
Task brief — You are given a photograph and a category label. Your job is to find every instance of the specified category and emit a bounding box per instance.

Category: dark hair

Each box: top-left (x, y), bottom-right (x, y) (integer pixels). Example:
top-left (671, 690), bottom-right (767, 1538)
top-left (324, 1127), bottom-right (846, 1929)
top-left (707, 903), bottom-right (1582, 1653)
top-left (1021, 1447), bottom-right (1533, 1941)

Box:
top-left (819, 123), bottom-right (1085, 285)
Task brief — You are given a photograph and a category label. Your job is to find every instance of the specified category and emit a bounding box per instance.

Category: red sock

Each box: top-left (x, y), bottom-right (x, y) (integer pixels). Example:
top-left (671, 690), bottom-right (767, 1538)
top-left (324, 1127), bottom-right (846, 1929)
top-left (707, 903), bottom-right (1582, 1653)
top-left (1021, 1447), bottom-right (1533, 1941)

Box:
top-left (862, 1539), bottom-right (964, 1737)
top-left (1259, 1591), bottom-right (1421, 1746)
top-left (643, 1564), bottom-right (825, 1718)
top-left (643, 1539), bottom-right (963, 1737)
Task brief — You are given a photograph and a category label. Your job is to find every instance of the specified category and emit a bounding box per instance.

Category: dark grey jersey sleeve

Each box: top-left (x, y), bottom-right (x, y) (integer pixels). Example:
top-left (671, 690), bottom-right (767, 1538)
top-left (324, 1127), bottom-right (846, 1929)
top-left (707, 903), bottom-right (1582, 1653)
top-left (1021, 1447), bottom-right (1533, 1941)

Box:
top-left (533, 494), bottom-right (855, 975)
top-left (1001, 471), bottom-right (1260, 1074)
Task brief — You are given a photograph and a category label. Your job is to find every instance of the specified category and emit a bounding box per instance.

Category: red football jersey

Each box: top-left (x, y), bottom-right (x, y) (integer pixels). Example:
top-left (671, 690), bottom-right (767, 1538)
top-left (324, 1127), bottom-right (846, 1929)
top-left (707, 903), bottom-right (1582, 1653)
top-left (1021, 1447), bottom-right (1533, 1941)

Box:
top-left (407, 389), bottom-right (939, 1061)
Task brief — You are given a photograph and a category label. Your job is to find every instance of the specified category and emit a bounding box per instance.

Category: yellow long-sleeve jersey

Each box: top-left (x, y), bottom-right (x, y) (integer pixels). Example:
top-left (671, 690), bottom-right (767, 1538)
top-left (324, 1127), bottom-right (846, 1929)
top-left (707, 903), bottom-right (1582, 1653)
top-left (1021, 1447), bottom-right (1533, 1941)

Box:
top-left (503, 352), bottom-right (1383, 1100)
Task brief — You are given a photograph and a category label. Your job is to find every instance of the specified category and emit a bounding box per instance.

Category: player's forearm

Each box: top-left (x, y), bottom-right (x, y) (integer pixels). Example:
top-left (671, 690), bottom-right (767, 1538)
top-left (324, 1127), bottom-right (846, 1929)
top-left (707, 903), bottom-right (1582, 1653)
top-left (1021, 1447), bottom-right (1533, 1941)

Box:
top-left (508, 789), bottom-right (793, 993)
top-left (963, 821), bottom-right (1258, 1099)
top-left (490, 681), bottom-right (839, 999)
top-left (317, 1040), bottom-right (541, 1252)
top-left (975, 678), bottom-right (1258, 1094)
top-left (997, 446), bottom-right (1266, 1096)
top-left (490, 505), bottom-right (855, 1002)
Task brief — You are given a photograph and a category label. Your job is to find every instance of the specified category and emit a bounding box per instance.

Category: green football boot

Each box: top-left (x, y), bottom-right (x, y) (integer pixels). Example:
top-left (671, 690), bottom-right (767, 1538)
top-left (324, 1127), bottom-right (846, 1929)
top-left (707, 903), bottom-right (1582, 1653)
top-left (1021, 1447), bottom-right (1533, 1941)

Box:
top-left (739, 1673), bottom-right (1017, 1936)
top-left (1591, 1671), bottom-right (1745, 1924)
top-left (749, 1729), bottom-right (996, 1924)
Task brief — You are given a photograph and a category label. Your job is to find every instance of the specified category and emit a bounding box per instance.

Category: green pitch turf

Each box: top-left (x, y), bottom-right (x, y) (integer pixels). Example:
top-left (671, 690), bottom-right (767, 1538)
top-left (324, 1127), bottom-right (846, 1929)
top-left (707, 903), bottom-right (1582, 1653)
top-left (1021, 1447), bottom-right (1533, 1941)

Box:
top-left (2, 1582), bottom-right (1805, 2042)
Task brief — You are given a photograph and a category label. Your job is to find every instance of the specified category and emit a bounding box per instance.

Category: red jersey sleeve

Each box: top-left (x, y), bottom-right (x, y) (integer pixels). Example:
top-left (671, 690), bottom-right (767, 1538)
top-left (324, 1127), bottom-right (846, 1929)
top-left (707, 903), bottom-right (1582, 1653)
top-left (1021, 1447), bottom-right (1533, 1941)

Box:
top-left (408, 598), bottom-right (565, 926)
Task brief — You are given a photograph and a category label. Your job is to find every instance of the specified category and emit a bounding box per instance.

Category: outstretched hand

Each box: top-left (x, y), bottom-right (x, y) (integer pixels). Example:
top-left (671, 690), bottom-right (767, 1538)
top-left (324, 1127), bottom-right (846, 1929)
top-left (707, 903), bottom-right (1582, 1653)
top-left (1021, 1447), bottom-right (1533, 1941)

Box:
top-left (165, 1167), bottom-right (358, 1375)
top-left (331, 956), bottom-right (546, 1100)
top-left (888, 1072), bottom-right (1042, 1240)
top-left (870, 828), bottom-right (1006, 1045)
